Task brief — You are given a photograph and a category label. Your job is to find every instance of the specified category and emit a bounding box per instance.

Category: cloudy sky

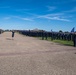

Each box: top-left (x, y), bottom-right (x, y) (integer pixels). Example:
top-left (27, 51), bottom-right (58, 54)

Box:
top-left (0, 0), bottom-right (76, 31)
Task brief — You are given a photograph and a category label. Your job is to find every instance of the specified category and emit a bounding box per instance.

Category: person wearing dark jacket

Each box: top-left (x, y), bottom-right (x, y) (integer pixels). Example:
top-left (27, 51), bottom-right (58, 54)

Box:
top-left (73, 34), bottom-right (76, 47)
top-left (12, 31), bottom-right (15, 39)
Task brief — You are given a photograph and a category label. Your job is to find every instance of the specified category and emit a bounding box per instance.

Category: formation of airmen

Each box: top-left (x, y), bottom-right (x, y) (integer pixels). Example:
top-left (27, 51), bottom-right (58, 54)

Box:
top-left (19, 30), bottom-right (76, 47)
top-left (0, 29), bottom-right (76, 47)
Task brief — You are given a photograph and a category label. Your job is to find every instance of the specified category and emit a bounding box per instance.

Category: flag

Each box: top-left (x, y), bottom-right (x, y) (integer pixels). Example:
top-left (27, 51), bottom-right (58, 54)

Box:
top-left (71, 27), bottom-right (75, 32)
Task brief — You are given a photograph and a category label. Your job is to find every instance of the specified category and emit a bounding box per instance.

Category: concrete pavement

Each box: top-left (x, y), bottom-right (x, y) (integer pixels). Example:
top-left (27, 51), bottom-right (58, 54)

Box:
top-left (0, 32), bottom-right (76, 75)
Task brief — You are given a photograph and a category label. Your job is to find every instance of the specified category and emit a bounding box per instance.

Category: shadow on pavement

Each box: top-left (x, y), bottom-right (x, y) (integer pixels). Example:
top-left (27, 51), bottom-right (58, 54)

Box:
top-left (6, 38), bottom-right (12, 40)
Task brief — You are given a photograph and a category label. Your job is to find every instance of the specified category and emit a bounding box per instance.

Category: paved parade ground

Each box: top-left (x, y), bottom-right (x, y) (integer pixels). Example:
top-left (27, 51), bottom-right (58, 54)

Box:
top-left (0, 32), bottom-right (76, 75)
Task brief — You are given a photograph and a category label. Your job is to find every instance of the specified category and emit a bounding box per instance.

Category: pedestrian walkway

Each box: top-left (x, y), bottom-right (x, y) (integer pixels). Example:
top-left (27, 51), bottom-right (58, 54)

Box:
top-left (0, 32), bottom-right (76, 75)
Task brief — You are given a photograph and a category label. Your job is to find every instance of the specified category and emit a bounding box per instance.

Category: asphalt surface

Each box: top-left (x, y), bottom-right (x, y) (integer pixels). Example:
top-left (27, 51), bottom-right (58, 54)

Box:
top-left (0, 32), bottom-right (76, 75)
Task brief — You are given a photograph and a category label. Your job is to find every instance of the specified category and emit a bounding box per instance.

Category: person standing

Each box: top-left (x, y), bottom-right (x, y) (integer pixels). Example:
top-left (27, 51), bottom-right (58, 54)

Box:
top-left (73, 34), bottom-right (76, 47)
top-left (12, 31), bottom-right (15, 39)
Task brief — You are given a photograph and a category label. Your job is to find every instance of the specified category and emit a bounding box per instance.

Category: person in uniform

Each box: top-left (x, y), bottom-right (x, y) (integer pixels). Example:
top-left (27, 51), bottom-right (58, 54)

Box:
top-left (73, 34), bottom-right (76, 47)
top-left (12, 31), bottom-right (15, 39)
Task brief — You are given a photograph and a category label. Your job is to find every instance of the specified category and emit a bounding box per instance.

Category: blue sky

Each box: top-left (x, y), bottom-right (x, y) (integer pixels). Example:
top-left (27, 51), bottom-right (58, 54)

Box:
top-left (0, 0), bottom-right (76, 31)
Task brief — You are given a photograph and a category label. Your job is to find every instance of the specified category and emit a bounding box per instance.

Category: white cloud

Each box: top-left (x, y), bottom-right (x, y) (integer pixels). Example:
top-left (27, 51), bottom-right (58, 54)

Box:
top-left (21, 18), bottom-right (34, 21)
top-left (12, 16), bottom-right (34, 21)
top-left (37, 13), bottom-right (70, 22)
top-left (39, 13), bottom-right (64, 17)
top-left (47, 6), bottom-right (56, 11)
top-left (48, 17), bottom-right (70, 22)
top-left (3, 15), bottom-right (34, 21)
